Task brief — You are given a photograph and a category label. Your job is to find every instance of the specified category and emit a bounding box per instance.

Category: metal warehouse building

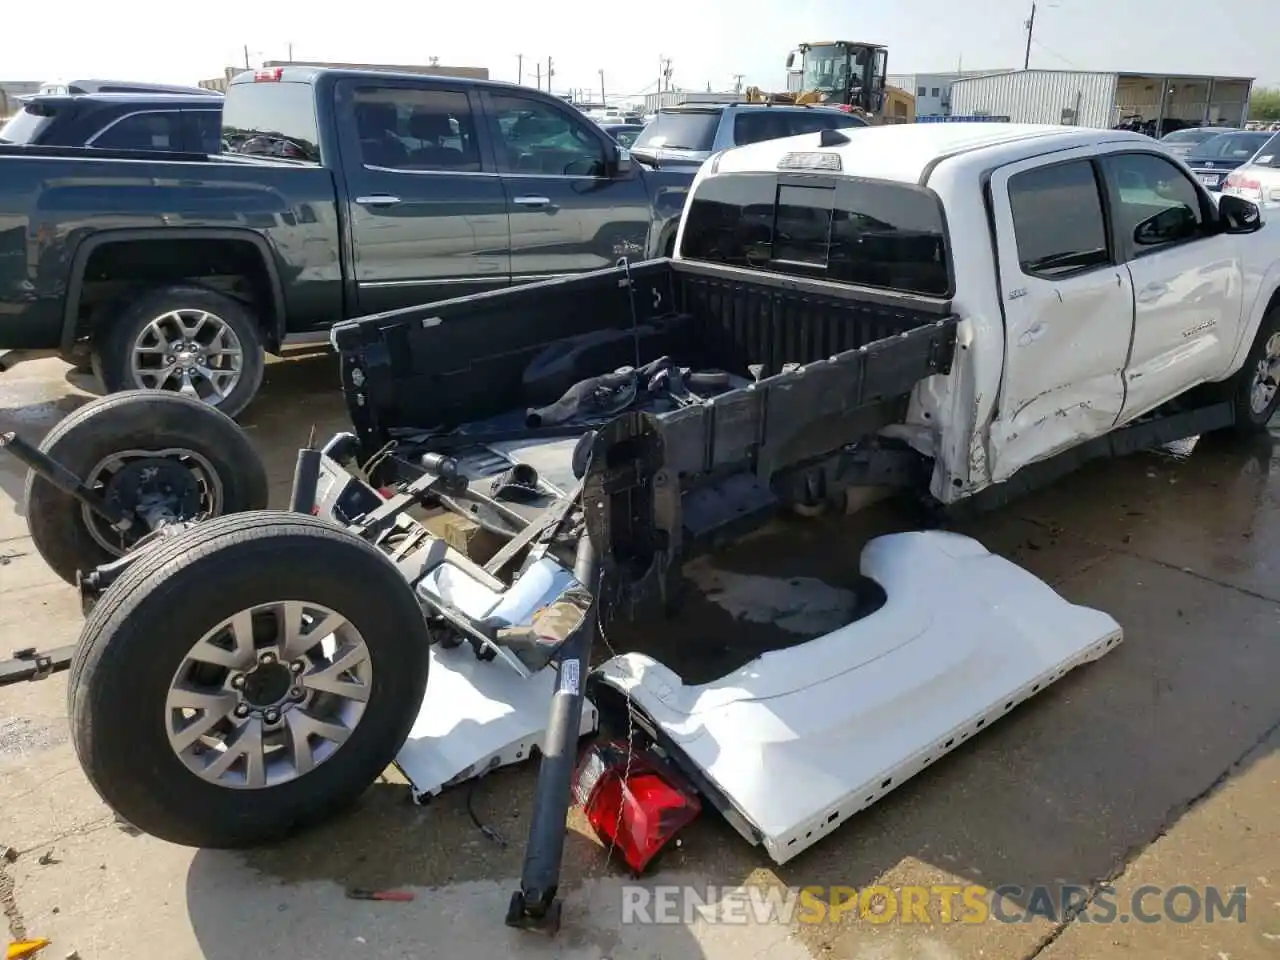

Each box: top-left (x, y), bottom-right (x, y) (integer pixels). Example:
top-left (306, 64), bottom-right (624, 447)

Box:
top-left (949, 69), bottom-right (1254, 133)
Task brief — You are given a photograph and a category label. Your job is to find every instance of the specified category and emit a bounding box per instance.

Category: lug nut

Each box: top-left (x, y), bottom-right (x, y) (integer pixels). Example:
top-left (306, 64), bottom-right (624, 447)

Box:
top-left (230, 674), bottom-right (246, 690)
top-left (289, 686), bottom-right (305, 700)
top-left (259, 651), bottom-right (277, 665)
top-left (290, 659), bottom-right (306, 674)
top-left (264, 708), bottom-right (281, 724)
top-left (234, 703), bottom-right (250, 718)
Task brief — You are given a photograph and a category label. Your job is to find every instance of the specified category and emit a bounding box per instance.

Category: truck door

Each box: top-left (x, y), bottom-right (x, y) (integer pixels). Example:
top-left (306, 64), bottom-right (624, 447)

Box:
top-left (335, 79), bottom-right (510, 316)
top-left (987, 154), bottom-right (1135, 482)
top-left (1095, 151), bottom-right (1244, 422)
top-left (480, 90), bottom-right (650, 282)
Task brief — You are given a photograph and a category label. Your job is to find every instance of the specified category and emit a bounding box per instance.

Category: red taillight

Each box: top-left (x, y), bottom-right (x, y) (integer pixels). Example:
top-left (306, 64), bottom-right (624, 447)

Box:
top-left (574, 740), bottom-right (701, 875)
top-left (377, 486), bottom-right (396, 499)
top-left (254, 68), bottom-right (284, 82)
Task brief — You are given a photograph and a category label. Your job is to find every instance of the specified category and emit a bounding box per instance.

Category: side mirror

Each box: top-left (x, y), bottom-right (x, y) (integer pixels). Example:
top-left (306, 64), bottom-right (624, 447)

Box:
top-left (1218, 193), bottom-right (1263, 234)
top-left (611, 144), bottom-right (633, 177)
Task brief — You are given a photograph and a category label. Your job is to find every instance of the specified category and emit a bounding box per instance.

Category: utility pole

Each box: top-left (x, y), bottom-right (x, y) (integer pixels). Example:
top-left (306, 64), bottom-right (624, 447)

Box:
top-left (243, 44), bottom-right (251, 70)
top-left (1023, 2), bottom-right (1036, 70)
top-left (535, 63), bottom-right (541, 90)
top-left (517, 53), bottom-right (523, 85)
top-left (599, 70), bottom-right (607, 107)
top-left (732, 73), bottom-right (744, 94)
top-left (547, 57), bottom-right (554, 95)
top-left (287, 42), bottom-right (294, 62)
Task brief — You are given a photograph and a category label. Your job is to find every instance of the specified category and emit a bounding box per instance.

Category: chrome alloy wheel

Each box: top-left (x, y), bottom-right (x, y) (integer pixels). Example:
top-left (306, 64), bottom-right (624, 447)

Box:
top-left (165, 601), bottom-right (374, 789)
top-left (130, 309), bottom-right (244, 406)
top-left (1249, 331), bottom-right (1280, 415)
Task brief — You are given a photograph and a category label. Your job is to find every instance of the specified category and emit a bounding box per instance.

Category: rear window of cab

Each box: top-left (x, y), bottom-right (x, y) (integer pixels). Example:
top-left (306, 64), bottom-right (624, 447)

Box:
top-left (679, 171), bottom-right (951, 297)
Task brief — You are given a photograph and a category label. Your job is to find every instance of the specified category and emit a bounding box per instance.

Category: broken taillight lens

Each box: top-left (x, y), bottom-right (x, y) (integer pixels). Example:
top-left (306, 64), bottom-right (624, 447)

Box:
top-left (574, 740), bottom-right (701, 875)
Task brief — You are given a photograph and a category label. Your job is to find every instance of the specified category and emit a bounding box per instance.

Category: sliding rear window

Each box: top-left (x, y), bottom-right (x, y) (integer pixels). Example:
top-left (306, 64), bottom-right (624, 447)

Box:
top-left (679, 171), bottom-right (951, 296)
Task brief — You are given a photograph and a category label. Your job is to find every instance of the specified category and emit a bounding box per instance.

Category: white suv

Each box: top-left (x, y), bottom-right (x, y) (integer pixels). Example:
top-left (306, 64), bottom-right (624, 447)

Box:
top-left (1222, 132), bottom-right (1280, 207)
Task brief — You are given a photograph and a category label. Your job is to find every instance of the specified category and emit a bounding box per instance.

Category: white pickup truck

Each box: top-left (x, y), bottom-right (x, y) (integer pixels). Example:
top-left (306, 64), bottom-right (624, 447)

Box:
top-left (5, 121), bottom-right (1278, 931)
top-left (672, 121), bottom-right (1280, 508)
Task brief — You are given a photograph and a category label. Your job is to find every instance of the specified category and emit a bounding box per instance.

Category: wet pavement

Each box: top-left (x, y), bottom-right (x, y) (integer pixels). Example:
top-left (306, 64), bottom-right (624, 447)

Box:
top-left (0, 354), bottom-right (1277, 959)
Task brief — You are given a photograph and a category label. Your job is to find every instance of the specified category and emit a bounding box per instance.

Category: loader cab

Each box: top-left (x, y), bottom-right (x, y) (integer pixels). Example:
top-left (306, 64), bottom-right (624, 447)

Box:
top-left (790, 42), bottom-right (888, 113)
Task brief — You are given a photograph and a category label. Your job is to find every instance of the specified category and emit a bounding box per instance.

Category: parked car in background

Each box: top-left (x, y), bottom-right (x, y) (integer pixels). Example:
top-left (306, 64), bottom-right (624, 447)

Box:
top-left (35, 78), bottom-right (222, 97)
top-left (1222, 132), bottom-right (1280, 207)
top-left (1181, 130), bottom-right (1275, 192)
top-left (0, 66), bottom-right (694, 417)
top-left (1160, 125), bottom-right (1238, 158)
top-left (0, 92), bottom-right (223, 153)
top-left (631, 101), bottom-right (869, 170)
top-left (601, 123), bottom-right (645, 148)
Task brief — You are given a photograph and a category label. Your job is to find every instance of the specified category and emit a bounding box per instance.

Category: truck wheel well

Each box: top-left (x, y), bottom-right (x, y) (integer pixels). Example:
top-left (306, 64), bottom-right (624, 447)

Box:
top-left (74, 238), bottom-right (280, 351)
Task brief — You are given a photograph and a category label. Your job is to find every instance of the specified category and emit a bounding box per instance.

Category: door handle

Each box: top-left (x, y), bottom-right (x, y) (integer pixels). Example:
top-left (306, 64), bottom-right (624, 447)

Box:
top-left (355, 195), bottom-right (401, 206)
top-left (513, 196), bottom-right (551, 207)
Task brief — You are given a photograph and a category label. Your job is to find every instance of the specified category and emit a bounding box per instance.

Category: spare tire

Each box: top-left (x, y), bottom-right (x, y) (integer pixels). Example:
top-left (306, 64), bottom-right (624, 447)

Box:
top-left (68, 511), bottom-right (432, 849)
top-left (24, 390), bottom-right (268, 585)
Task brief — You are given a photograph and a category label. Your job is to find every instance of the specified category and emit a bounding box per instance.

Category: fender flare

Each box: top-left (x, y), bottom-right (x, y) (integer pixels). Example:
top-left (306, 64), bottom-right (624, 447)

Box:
top-left (60, 228), bottom-right (288, 354)
top-left (1224, 266), bottom-right (1280, 379)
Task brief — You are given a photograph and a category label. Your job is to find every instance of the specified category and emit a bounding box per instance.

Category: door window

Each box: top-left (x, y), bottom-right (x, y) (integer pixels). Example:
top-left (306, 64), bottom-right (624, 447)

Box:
top-left (91, 112), bottom-right (182, 150)
top-left (352, 87), bottom-right (480, 171)
top-left (1008, 160), bottom-right (1111, 278)
top-left (489, 94), bottom-right (607, 176)
top-left (1101, 153), bottom-right (1205, 250)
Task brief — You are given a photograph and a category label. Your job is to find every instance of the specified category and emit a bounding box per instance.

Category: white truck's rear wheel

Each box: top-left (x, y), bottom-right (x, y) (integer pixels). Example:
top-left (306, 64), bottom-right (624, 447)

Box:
top-left (68, 512), bottom-right (432, 848)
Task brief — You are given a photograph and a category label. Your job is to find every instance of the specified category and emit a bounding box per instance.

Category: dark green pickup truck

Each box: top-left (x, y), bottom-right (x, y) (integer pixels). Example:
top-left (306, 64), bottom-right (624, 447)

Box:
top-left (0, 66), bottom-right (692, 416)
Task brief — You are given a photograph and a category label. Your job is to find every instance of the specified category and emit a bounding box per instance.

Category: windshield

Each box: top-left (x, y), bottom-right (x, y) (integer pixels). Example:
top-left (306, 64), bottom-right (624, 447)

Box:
top-left (1193, 132), bottom-right (1272, 159)
top-left (0, 105), bottom-right (55, 144)
top-left (802, 45), bottom-right (850, 94)
top-left (633, 111), bottom-right (718, 152)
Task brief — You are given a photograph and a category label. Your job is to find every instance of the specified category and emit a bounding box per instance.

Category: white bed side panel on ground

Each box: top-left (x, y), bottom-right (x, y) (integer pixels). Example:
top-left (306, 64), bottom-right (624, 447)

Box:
top-left (595, 531), bottom-right (1122, 864)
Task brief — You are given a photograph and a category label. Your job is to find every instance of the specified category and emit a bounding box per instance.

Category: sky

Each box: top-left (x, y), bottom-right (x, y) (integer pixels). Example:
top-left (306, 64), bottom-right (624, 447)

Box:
top-left (6, 0), bottom-right (1279, 98)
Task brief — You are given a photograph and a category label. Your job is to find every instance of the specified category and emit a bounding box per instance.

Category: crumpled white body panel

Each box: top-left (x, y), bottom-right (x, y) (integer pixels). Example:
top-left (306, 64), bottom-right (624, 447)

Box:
top-left (395, 642), bottom-right (598, 802)
top-left (594, 531), bottom-right (1122, 864)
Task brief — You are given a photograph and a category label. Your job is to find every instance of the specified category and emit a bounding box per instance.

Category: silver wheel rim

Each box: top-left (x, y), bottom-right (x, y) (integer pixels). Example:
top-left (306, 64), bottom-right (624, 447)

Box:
top-left (1250, 332), bottom-right (1280, 415)
top-left (165, 601), bottom-right (373, 790)
top-left (80, 447), bottom-right (224, 558)
top-left (131, 309), bottom-right (244, 406)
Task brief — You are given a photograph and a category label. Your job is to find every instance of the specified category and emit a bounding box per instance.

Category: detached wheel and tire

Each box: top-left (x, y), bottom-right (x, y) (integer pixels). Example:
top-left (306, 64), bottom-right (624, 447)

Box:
top-left (24, 390), bottom-right (268, 585)
top-left (93, 284), bottom-right (266, 419)
top-left (68, 512), bottom-right (432, 849)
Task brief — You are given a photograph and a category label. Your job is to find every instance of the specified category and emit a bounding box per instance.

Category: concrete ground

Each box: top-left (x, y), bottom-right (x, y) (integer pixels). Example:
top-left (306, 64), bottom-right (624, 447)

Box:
top-left (0, 354), bottom-right (1277, 960)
